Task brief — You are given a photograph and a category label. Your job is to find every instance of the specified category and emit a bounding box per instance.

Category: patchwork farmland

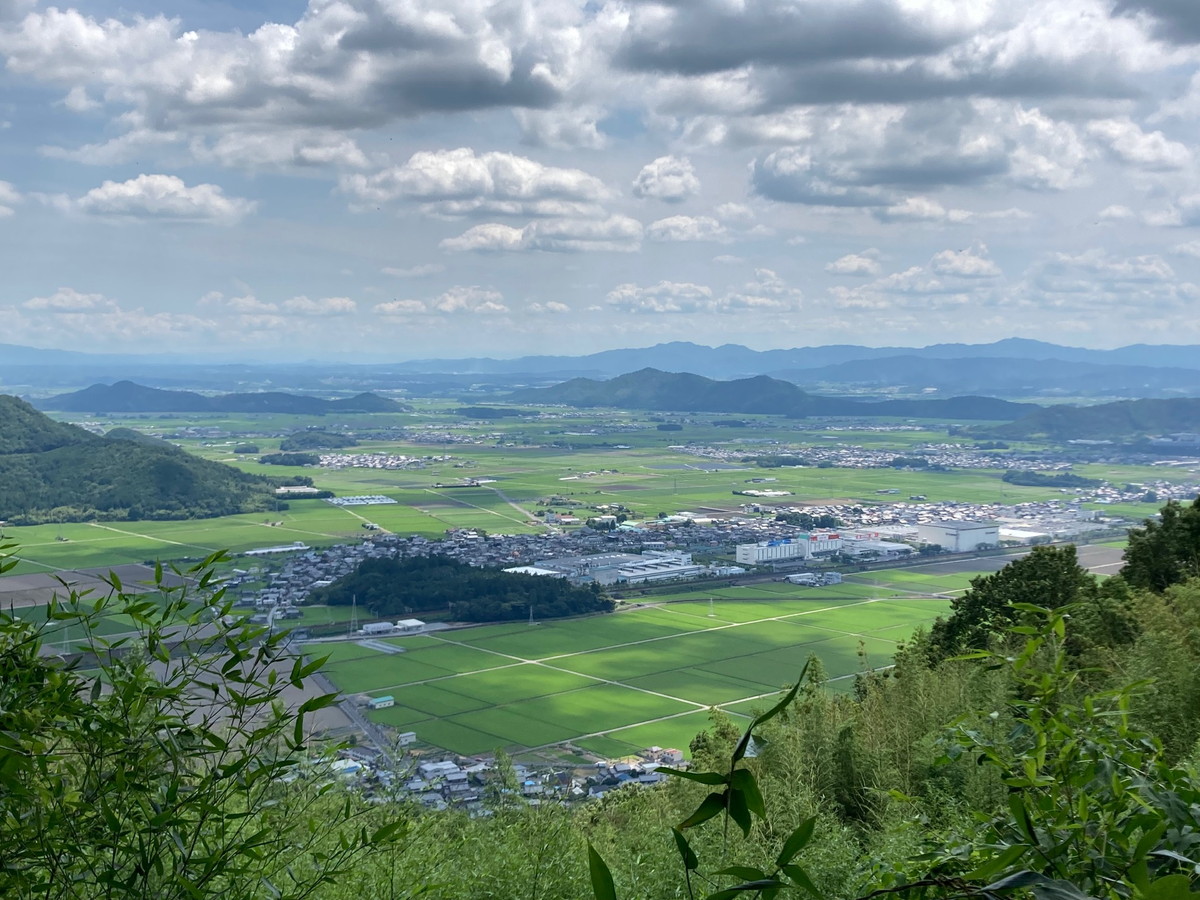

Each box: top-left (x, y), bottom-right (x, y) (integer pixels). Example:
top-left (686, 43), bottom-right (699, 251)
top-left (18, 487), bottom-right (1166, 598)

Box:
top-left (318, 581), bottom-right (953, 760)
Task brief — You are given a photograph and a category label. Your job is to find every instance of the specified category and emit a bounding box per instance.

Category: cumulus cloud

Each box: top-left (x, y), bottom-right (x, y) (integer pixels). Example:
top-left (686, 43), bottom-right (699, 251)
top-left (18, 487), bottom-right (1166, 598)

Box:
top-left (0, 180), bottom-right (21, 217)
top-left (374, 286), bottom-right (507, 316)
top-left (527, 300), bottom-right (570, 314)
top-left (60, 174), bottom-right (255, 224)
top-left (440, 215), bottom-right (642, 252)
top-left (874, 196), bottom-right (973, 223)
top-left (606, 281), bottom-right (714, 313)
top-left (632, 155), bottom-right (701, 202)
top-left (24, 287), bottom-right (117, 312)
top-left (930, 246), bottom-right (1002, 278)
top-left (281, 296), bottom-right (357, 316)
top-left (342, 148), bottom-right (608, 217)
top-left (1113, 0), bottom-right (1200, 45)
top-left (192, 132), bottom-right (371, 171)
top-left (607, 270), bottom-right (802, 315)
top-left (826, 250), bottom-right (882, 276)
top-left (647, 215), bottom-right (727, 242)
top-left (1087, 117), bottom-right (1191, 170)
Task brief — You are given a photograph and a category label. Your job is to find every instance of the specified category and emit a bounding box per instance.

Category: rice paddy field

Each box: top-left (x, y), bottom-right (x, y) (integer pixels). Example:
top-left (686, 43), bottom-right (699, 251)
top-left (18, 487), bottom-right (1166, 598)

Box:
top-left (7, 403), bottom-right (1190, 576)
top-left (318, 575), bottom-right (958, 760)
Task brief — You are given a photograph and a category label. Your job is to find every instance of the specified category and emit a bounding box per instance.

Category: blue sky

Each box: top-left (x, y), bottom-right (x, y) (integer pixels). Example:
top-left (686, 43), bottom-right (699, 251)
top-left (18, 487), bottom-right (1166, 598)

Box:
top-left (2, 0), bottom-right (1200, 360)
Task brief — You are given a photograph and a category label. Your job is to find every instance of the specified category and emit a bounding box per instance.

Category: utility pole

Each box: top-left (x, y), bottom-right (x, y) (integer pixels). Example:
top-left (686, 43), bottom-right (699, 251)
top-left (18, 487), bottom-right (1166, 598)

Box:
top-left (528, 603), bottom-right (534, 626)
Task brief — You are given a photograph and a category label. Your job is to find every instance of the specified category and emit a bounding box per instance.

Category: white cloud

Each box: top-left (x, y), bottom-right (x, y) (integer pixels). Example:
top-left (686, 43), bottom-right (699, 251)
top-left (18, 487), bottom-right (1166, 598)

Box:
top-left (527, 300), bottom-right (570, 314)
top-left (440, 215), bottom-right (642, 253)
top-left (374, 286), bottom-right (507, 316)
top-left (382, 264), bottom-right (445, 277)
top-left (930, 246), bottom-right (1002, 278)
top-left (24, 287), bottom-right (116, 312)
top-left (0, 180), bottom-right (21, 217)
top-left (374, 299), bottom-right (429, 316)
top-left (63, 174), bottom-right (255, 224)
top-left (875, 196), bottom-right (972, 224)
top-left (647, 215), bottom-right (727, 242)
top-left (341, 148), bottom-right (608, 217)
top-left (281, 296), bottom-right (357, 316)
top-left (1169, 240), bottom-right (1200, 258)
top-left (192, 132), bottom-right (370, 171)
top-left (1098, 205), bottom-right (1136, 221)
top-left (1087, 117), bottom-right (1191, 170)
top-left (826, 250), bottom-right (882, 276)
top-left (632, 155), bottom-right (700, 202)
top-left (606, 281), bottom-right (713, 313)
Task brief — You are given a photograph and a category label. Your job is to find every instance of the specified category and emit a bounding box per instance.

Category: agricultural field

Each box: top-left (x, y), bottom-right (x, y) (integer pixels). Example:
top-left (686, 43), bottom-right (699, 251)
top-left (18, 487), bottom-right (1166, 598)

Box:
top-left (318, 581), bottom-right (954, 760)
top-left (9, 403), bottom-right (1187, 575)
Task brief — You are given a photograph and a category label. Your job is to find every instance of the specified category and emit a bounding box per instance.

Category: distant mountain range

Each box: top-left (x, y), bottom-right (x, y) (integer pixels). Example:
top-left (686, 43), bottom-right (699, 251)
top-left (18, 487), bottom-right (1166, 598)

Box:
top-left (395, 338), bottom-right (1200, 378)
top-left (0, 396), bottom-right (278, 522)
top-left (779, 355), bottom-right (1200, 399)
top-left (506, 369), bottom-right (1035, 420)
top-left (38, 381), bottom-right (410, 414)
top-left (7, 339), bottom-right (1200, 401)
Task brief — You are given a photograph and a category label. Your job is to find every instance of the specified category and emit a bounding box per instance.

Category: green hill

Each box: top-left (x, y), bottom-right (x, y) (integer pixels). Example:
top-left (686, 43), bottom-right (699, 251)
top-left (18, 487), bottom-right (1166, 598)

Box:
top-left (38, 381), bottom-right (410, 414)
top-left (992, 397), bottom-right (1200, 440)
top-left (278, 431), bottom-right (358, 451)
top-left (507, 368), bottom-right (1034, 420)
top-left (0, 395), bottom-right (279, 523)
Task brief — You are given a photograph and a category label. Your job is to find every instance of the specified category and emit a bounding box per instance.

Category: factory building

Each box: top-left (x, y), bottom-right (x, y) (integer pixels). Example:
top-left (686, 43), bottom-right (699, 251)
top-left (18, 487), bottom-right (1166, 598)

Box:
top-left (915, 521), bottom-right (1000, 552)
top-left (735, 532), bottom-right (843, 565)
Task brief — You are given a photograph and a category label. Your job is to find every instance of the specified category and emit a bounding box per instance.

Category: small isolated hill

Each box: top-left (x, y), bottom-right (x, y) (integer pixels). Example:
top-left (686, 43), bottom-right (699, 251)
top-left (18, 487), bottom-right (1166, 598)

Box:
top-left (38, 381), bottom-right (410, 414)
top-left (507, 368), bottom-right (1034, 421)
top-left (0, 395), bottom-right (279, 523)
top-left (992, 397), bottom-right (1200, 440)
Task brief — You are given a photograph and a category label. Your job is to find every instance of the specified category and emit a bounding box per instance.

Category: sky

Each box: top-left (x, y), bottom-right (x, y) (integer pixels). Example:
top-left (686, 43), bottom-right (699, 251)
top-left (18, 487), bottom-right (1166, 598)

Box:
top-left (2, 0), bottom-right (1200, 361)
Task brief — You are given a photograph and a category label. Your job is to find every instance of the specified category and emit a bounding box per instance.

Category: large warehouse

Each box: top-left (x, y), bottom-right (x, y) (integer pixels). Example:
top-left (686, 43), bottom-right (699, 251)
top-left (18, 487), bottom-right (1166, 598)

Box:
top-left (915, 521), bottom-right (1000, 552)
top-left (735, 532), bottom-right (843, 565)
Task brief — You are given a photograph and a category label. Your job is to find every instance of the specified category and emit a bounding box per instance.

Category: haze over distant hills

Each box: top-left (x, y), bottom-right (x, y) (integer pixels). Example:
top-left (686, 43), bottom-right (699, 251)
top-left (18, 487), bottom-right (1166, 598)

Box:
top-left (5, 339), bottom-right (1200, 401)
top-left (395, 339), bottom-right (1200, 378)
top-left (506, 369), bottom-right (1034, 421)
top-left (38, 381), bottom-right (410, 414)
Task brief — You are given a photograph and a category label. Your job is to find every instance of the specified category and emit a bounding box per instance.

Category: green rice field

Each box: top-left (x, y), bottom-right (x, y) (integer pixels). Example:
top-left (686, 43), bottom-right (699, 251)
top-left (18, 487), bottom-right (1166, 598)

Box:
top-left (318, 582), bottom-right (953, 760)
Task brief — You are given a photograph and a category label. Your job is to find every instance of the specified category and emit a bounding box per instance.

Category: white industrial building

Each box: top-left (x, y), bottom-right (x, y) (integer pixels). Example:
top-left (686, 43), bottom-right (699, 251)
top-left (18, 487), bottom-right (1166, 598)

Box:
top-left (915, 521), bottom-right (1000, 552)
top-left (735, 532), bottom-right (843, 565)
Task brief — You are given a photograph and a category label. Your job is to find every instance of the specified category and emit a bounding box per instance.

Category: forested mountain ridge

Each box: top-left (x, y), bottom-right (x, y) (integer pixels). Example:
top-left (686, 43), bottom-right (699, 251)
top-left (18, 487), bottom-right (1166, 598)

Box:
top-left (38, 381), bottom-right (409, 414)
top-left (0, 395), bottom-right (279, 523)
top-left (992, 396), bottom-right (1200, 440)
top-left (507, 368), bottom-right (1035, 420)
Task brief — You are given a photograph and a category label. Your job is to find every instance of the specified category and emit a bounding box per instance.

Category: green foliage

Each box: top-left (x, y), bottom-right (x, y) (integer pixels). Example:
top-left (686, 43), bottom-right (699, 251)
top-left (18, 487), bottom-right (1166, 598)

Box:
top-left (0, 397), bottom-right (279, 522)
top-left (927, 546), bottom-right (1099, 661)
top-left (1001, 470), bottom-right (1101, 488)
top-left (279, 432), bottom-right (359, 451)
top-left (1123, 496), bottom-right (1200, 592)
top-left (311, 554), bottom-right (614, 622)
top-left (260, 452), bottom-right (322, 466)
top-left (925, 606), bottom-right (1200, 900)
top-left (0, 543), bottom-right (403, 899)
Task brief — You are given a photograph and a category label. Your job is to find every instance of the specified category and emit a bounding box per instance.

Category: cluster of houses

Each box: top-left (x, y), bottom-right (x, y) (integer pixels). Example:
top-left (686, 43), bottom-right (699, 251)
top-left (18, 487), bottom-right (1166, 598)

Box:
top-left (323, 746), bottom-right (689, 812)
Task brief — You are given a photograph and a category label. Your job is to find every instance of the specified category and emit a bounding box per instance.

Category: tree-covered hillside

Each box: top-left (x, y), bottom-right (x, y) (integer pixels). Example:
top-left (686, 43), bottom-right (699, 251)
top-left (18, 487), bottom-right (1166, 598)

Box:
top-left (310, 555), bottom-right (614, 622)
top-left (0, 395), bottom-right (279, 523)
top-left (38, 381), bottom-right (410, 414)
top-left (508, 368), bottom-right (1033, 420)
top-left (992, 397), bottom-right (1200, 440)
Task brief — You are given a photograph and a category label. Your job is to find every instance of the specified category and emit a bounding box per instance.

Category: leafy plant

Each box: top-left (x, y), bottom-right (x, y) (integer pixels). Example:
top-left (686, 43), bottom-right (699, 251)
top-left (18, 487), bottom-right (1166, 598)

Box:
top-left (589, 662), bottom-right (823, 900)
top-left (0, 542), bottom-right (404, 899)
